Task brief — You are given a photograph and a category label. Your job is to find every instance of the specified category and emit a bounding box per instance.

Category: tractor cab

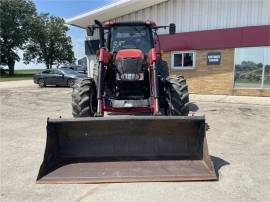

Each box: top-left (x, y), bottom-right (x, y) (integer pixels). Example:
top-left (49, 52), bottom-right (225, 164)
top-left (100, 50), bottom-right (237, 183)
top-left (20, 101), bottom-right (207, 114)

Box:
top-left (86, 20), bottom-right (175, 55)
top-left (108, 22), bottom-right (154, 54)
top-left (105, 23), bottom-right (155, 100)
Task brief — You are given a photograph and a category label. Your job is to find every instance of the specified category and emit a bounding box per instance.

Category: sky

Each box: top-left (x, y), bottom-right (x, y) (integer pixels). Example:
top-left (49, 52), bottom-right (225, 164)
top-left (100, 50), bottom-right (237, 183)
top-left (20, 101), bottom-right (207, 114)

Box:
top-left (16, 0), bottom-right (115, 69)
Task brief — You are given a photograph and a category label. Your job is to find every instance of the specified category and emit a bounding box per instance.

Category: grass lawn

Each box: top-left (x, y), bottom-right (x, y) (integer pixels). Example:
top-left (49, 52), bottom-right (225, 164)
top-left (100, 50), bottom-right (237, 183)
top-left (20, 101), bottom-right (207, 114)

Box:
top-left (0, 69), bottom-right (44, 82)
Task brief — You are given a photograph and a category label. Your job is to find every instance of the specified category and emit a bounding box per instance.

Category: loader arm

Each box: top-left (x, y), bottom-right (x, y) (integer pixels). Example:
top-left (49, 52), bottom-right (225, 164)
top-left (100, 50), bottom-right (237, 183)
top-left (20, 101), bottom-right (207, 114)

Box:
top-left (96, 48), bottom-right (112, 116)
top-left (148, 48), bottom-right (161, 114)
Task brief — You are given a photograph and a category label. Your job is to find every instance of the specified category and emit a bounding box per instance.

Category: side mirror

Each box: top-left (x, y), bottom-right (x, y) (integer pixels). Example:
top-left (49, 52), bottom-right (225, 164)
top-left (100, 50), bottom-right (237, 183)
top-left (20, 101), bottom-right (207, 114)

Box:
top-left (169, 23), bottom-right (176, 35)
top-left (86, 26), bottom-right (95, 36)
top-left (95, 20), bottom-right (105, 47)
top-left (85, 39), bottom-right (100, 55)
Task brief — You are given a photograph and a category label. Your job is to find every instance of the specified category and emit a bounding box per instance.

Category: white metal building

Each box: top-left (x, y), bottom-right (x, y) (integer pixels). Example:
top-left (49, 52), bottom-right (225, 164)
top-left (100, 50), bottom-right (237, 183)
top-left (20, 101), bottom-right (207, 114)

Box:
top-left (67, 0), bottom-right (270, 96)
top-left (67, 0), bottom-right (270, 32)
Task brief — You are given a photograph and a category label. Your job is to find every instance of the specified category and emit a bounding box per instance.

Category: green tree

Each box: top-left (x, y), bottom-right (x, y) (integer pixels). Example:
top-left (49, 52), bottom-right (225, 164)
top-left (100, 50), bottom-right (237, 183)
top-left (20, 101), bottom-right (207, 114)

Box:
top-left (0, 0), bottom-right (36, 75)
top-left (23, 13), bottom-right (75, 69)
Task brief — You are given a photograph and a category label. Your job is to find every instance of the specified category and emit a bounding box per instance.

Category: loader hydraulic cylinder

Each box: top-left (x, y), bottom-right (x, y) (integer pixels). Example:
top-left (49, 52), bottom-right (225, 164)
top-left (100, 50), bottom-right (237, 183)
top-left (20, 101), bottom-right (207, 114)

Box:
top-left (152, 61), bottom-right (160, 114)
top-left (96, 61), bottom-right (104, 116)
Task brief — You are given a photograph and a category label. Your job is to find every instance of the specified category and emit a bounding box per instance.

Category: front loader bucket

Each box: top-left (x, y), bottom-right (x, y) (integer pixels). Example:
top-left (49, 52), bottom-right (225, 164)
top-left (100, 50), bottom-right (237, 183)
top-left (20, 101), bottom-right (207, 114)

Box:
top-left (37, 116), bottom-right (217, 184)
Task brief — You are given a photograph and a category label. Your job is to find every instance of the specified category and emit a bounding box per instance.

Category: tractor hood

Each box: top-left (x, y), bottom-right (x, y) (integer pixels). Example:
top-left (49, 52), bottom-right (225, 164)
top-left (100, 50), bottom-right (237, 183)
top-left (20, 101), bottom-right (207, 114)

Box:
top-left (116, 49), bottom-right (144, 60)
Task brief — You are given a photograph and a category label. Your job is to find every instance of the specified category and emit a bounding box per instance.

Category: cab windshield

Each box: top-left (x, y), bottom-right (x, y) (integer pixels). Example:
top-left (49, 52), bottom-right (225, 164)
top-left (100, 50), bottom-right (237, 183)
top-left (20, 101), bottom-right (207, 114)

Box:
top-left (110, 25), bottom-right (152, 53)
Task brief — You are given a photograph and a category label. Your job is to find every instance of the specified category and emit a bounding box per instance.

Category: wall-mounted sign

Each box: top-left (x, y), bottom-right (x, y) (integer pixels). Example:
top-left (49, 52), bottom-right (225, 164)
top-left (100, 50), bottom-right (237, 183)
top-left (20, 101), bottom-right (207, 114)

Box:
top-left (207, 52), bottom-right (221, 65)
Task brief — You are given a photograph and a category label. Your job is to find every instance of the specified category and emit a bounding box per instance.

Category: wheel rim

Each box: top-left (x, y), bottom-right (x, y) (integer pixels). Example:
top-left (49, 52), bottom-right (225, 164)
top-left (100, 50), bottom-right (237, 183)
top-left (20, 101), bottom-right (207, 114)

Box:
top-left (68, 80), bottom-right (74, 87)
top-left (39, 79), bottom-right (44, 86)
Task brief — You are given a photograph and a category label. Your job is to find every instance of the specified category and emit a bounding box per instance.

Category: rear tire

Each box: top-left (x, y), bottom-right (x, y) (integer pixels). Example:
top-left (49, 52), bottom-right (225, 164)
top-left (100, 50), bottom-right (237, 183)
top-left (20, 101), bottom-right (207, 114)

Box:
top-left (67, 79), bottom-right (75, 88)
top-left (93, 63), bottom-right (99, 84)
top-left (156, 59), bottom-right (169, 79)
top-left (72, 78), bottom-right (97, 117)
top-left (165, 75), bottom-right (189, 116)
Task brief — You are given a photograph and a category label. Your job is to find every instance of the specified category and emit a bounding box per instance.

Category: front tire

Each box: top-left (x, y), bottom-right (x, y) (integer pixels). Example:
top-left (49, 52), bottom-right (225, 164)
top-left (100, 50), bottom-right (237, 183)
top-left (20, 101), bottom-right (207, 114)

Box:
top-left (72, 78), bottom-right (97, 117)
top-left (38, 78), bottom-right (46, 87)
top-left (165, 75), bottom-right (189, 116)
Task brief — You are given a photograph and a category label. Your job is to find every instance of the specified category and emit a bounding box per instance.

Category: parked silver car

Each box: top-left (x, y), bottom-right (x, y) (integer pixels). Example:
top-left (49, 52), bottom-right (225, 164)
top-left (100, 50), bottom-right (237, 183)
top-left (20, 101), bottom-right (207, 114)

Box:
top-left (33, 68), bottom-right (87, 87)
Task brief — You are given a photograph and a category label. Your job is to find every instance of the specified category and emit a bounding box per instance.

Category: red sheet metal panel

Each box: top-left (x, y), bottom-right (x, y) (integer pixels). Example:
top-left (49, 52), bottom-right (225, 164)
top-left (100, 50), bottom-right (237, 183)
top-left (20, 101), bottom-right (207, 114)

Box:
top-left (159, 25), bottom-right (270, 51)
top-left (241, 26), bottom-right (270, 47)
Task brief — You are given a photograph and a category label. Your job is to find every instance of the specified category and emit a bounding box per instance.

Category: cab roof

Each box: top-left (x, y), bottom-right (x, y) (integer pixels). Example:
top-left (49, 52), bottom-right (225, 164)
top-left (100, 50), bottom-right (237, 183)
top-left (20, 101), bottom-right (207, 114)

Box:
top-left (104, 21), bottom-right (156, 28)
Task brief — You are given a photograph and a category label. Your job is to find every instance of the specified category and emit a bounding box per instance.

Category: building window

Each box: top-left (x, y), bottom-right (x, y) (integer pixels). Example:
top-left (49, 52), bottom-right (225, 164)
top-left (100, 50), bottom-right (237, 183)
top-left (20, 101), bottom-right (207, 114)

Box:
top-left (234, 47), bottom-right (270, 89)
top-left (264, 48), bottom-right (270, 88)
top-left (171, 51), bottom-right (195, 69)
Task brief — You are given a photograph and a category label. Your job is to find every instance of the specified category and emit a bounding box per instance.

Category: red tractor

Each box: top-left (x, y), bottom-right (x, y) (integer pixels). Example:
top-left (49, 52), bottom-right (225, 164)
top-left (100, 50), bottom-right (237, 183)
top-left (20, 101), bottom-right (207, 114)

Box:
top-left (72, 20), bottom-right (189, 117)
top-left (36, 20), bottom-right (217, 184)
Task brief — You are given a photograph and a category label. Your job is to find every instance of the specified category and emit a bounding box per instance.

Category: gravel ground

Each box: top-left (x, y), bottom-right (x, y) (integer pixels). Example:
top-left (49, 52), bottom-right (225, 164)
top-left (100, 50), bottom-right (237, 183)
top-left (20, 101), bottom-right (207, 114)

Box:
top-left (0, 80), bottom-right (270, 202)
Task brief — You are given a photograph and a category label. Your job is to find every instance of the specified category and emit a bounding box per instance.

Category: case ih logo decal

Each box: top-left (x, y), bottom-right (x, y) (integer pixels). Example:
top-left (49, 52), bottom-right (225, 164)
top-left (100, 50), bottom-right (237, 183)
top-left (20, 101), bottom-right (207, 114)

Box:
top-left (207, 52), bottom-right (221, 65)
